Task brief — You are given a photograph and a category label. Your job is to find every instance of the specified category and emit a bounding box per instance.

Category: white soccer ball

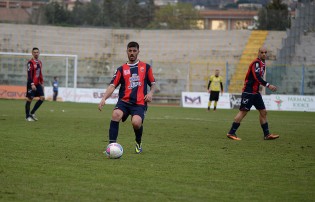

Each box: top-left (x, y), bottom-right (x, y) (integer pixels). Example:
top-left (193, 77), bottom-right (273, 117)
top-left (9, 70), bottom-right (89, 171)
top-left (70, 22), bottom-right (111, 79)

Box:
top-left (104, 143), bottom-right (123, 159)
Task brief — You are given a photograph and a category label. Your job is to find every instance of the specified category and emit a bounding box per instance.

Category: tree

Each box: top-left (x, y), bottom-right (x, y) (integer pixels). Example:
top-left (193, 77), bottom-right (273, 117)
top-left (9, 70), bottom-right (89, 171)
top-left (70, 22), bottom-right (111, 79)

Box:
top-left (101, 0), bottom-right (124, 27)
top-left (148, 3), bottom-right (200, 29)
top-left (258, 0), bottom-right (290, 30)
top-left (70, 0), bottom-right (85, 25)
top-left (84, 1), bottom-right (102, 26)
top-left (39, 0), bottom-right (155, 28)
top-left (44, 2), bottom-right (70, 25)
top-left (121, 0), bottom-right (155, 28)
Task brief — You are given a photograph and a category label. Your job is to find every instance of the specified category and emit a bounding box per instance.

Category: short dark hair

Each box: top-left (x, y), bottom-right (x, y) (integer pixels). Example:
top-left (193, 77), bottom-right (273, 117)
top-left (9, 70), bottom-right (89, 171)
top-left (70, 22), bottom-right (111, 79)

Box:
top-left (32, 47), bottom-right (39, 51)
top-left (127, 41), bottom-right (139, 49)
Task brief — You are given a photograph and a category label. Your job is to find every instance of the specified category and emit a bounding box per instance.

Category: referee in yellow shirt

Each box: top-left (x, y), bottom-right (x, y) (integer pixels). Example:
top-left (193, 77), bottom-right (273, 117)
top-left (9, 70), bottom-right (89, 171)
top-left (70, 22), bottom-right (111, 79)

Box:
top-left (207, 69), bottom-right (223, 111)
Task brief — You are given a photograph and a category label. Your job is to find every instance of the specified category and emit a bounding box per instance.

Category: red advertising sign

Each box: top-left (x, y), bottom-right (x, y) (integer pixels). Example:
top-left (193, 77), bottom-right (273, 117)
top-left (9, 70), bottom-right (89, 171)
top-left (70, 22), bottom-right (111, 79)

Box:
top-left (0, 85), bottom-right (26, 99)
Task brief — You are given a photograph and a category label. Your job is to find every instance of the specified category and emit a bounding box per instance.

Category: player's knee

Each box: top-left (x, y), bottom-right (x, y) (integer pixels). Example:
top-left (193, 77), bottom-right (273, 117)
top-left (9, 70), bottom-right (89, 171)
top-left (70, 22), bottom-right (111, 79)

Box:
top-left (132, 116), bottom-right (142, 129)
top-left (112, 110), bottom-right (123, 121)
top-left (40, 96), bottom-right (45, 101)
top-left (26, 97), bottom-right (32, 102)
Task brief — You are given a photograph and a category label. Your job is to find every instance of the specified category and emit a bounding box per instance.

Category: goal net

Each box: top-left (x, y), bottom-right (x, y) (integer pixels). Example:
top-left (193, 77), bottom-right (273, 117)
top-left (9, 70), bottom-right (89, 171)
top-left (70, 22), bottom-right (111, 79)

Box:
top-left (0, 52), bottom-right (78, 98)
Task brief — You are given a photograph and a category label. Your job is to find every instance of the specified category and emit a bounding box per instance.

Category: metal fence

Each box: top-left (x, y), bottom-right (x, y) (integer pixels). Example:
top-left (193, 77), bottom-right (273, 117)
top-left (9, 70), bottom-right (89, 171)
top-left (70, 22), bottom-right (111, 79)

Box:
top-left (275, 0), bottom-right (315, 66)
top-left (266, 64), bottom-right (315, 95)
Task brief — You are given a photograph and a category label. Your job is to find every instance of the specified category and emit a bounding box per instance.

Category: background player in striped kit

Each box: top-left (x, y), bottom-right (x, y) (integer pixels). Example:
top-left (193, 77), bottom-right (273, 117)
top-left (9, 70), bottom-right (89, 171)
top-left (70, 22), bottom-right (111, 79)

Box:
top-left (226, 47), bottom-right (279, 140)
top-left (25, 47), bottom-right (45, 121)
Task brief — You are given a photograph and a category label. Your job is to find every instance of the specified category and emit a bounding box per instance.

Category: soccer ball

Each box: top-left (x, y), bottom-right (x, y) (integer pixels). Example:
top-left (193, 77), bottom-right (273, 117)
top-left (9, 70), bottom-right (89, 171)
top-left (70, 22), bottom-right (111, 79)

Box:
top-left (104, 143), bottom-right (123, 159)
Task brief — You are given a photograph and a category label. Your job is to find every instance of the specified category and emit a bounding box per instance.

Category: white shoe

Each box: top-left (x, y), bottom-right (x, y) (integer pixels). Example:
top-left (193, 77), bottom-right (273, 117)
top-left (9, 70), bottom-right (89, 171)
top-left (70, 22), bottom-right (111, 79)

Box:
top-left (26, 117), bottom-right (35, 122)
top-left (30, 114), bottom-right (38, 121)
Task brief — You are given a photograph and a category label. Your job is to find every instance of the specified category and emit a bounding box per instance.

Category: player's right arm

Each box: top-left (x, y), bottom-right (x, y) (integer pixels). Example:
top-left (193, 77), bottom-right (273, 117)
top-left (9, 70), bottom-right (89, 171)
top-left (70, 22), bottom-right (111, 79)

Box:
top-left (207, 76), bottom-right (212, 93)
top-left (27, 62), bottom-right (36, 91)
top-left (98, 68), bottom-right (122, 111)
top-left (98, 84), bottom-right (116, 111)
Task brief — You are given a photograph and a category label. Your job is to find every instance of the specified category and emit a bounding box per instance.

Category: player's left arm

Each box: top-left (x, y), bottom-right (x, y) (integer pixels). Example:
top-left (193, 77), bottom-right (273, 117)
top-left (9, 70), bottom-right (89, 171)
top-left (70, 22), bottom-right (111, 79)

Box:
top-left (144, 84), bottom-right (155, 102)
top-left (144, 66), bottom-right (155, 102)
top-left (252, 62), bottom-right (267, 86)
top-left (39, 61), bottom-right (44, 85)
top-left (252, 62), bottom-right (277, 92)
top-left (220, 76), bottom-right (223, 95)
top-left (40, 68), bottom-right (44, 91)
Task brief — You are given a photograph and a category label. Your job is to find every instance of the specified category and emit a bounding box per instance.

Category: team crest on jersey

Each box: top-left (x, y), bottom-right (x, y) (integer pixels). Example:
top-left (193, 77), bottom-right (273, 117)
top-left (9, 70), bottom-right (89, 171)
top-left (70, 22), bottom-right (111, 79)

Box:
top-left (140, 66), bottom-right (144, 72)
top-left (124, 69), bottom-right (130, 75)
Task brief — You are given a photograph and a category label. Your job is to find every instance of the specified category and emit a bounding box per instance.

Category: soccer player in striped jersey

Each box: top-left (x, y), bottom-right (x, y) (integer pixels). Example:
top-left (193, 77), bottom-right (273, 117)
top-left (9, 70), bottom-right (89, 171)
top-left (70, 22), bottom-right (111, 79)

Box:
top-left (25, 47), bottom-right (45, 121)
top-left (98, 42), bottom-right (156, 154)
top-left (226, 47), bottom-right (279, 140)
top-left (207, 69), bottom-right (223, 111)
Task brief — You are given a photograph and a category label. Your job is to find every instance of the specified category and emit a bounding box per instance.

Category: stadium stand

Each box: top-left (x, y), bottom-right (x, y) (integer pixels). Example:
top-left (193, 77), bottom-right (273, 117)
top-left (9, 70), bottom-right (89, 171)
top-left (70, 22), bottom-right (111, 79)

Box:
top-left (0, 24), bottom-right (287, 99)
top-left (228, 30), bottom-right (268, 93)
top-left (270, 0), bottom-right (315, 95)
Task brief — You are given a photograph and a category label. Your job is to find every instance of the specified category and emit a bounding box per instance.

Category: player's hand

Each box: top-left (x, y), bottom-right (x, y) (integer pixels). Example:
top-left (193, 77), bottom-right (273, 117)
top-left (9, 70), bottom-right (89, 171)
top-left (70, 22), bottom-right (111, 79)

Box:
top-left (268, 84), bottom-right (277, 92)
top-left (208, 90), bottom-right (211, 93)
top-left (144, 92), bottom-right (153, 102)
top-left (31, 84), bottom-right (36, 91)
top-left (221, 90), bottom-right (223, 96)
top-left (98, 100), bottom-right (106, 111)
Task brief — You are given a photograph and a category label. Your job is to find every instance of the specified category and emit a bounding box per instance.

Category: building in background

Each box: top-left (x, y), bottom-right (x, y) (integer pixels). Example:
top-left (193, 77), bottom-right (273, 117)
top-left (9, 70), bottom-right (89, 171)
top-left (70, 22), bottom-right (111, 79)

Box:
top-left (199, 9), bottom-right (257, 30)
top-left (0, 0), bottom-right (45, 23)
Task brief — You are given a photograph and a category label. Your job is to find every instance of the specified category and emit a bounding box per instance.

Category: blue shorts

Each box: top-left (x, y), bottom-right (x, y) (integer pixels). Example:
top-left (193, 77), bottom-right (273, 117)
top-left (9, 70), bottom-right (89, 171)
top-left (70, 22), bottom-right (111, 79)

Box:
top-left (239, 92), bottom-right (265, 111)
top-left (114, 100), bottom-right (147, 122)
top-left (26, 84), bottom-right (44, 99)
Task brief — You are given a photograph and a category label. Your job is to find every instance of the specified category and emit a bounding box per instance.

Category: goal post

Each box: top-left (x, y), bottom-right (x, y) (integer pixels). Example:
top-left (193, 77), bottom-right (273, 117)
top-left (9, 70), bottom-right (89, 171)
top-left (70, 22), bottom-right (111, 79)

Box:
top-left (0, 52), bottom-right (78, 89)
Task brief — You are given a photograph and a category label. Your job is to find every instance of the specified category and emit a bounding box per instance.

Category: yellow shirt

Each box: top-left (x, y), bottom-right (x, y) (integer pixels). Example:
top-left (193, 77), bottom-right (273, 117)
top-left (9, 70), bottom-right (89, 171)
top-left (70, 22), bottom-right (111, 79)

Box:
top-left (208, 75), bottom-right (223, 91)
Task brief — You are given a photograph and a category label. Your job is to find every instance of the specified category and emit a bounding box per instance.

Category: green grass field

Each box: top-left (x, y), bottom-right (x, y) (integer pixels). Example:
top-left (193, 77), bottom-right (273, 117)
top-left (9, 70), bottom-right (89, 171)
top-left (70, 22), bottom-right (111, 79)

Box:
top-left (0, 99), bottom-right (314, 201)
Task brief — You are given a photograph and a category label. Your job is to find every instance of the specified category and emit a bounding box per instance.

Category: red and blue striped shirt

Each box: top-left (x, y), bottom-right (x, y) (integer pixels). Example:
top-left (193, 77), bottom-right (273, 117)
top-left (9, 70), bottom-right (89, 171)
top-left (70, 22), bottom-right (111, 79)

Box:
top-left (110, 60), bottom-right (155, 105)
top-left (242, 58), bottom-right (268, 94)
top-left (27, 59), bottom-right (43, 86)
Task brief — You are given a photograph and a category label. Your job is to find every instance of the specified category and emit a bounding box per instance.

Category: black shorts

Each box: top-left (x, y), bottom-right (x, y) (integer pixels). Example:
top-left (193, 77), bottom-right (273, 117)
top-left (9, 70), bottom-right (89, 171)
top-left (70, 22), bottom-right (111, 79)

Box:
top-left (26, 84), bottom-right (44, 99)
top-left (114, 100), bottom-right (147, 122)
top-left (209, 91), bottom-right (220, 101)
top-left (239, 92), bottom-right (265, 111)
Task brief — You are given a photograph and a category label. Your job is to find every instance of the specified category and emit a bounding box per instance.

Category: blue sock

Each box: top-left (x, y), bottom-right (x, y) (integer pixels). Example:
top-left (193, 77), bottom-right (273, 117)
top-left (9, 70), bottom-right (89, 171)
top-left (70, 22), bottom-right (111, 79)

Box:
top-left (31, 100), bottom-right (43, 114)
top-left (228, 122), bottom-right (240, 135)
top-left (261, 122), bottom-right (270, 137)
top-left (25, 101), bottom-right (31, 118)
top-left (134, 126), bottom-right (143, 145)
top-left (109, 121), bottom-right (119, 143)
